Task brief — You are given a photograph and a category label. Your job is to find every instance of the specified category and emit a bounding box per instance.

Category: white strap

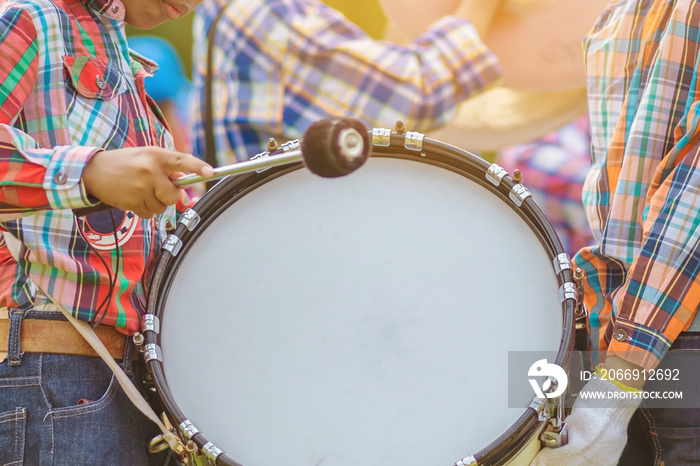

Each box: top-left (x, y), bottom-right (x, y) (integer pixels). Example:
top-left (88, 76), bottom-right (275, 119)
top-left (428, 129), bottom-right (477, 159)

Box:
top-left (58, 305), bottom-right (163, 424)
top-left (52, 303), bottom-right (183, 452)
top-left (3, 231), bottom-right (21, 261)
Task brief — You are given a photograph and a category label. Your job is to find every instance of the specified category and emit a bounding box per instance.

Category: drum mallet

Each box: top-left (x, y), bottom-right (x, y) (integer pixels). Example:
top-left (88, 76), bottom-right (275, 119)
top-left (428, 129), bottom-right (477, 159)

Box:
top-left (73, 117), bottom-right (371, 216)
top-left (175, 116), bottom-right (371, 187)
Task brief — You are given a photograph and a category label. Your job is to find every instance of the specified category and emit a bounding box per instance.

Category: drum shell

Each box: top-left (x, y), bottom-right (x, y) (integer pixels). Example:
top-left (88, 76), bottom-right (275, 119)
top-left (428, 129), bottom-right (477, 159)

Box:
top-left (144, 132), bottom-right (577, 466)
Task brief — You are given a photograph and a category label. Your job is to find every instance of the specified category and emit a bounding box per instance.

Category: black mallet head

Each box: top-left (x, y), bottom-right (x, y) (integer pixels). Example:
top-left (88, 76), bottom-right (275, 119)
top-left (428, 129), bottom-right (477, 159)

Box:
top-left (301, 117), bottom-right (371, 178)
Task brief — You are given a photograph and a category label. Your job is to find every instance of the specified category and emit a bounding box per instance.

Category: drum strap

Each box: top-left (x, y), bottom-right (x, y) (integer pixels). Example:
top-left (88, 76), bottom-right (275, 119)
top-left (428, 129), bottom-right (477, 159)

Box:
top-left (203, 6), bottom-right (228, 191)
top-left (54, 303), bottom-right (187, 456)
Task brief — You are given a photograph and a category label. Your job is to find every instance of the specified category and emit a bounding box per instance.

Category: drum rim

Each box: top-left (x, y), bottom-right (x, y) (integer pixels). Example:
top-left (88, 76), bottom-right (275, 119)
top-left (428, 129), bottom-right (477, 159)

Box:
top-left (144, 132), bottom-right (576, 466)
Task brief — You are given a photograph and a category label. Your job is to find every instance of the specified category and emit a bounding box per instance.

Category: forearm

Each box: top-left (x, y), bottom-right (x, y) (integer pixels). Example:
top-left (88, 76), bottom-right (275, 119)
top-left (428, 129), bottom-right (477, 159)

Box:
top-left (290, 16), bottom-right (501, 132)
top-left (0, 127), bottom-right (100, 219)
top-left (0, 6), bottom-right (96, 217)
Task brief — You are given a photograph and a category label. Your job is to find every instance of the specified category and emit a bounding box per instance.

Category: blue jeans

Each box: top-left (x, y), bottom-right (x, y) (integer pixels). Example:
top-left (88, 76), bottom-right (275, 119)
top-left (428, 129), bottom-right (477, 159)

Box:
top-left (618, 332), bottom-right (700, 465)
top-left (0, 309), bottom-right (172, 465)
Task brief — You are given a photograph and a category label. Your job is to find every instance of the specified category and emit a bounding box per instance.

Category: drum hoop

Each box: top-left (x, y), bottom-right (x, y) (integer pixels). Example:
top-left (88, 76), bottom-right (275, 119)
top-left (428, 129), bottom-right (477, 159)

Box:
top-left (144, 132), bottom-right (576, 466)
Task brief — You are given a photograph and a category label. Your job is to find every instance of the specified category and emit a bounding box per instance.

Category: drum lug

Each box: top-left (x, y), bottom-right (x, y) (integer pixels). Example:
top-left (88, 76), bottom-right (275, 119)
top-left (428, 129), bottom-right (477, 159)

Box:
top-left (509, 183), bottom-right (532, 206)
top-left (553, 253), bottom-right (572, 275)
top-left (179, 209), bottom-right (201, 231)
top-left (179, 420), bottom-right (200, 440)
top-left (404, 131), bottom-right (424, 151)
top-left (167, 419), bottom-right (225, 466)
top-left (280, 139), bottom-right (301, 152)
top-left (141, 314), bottom-right (161, 334)
top-left (144, 343), bottom-right (163, 363)
top-left (250, 138), bottom-right (300, 174)
top-left (372, 128), bottom-right (392, 146)
top-left (529, 397), bottom-right (547, 421)
top-left (250, 151), bottom-right (272, 173)
top-left (454, 455), bottom-right (478, 466)
top-left (250, 139), bottom-right (301, 176)
top-left (163, 234), bottom-right (183, 256)
top-left (559, 282), bottom-right (577, 304)
top-left (182, 440), bottom-right (224, 466)
top-left (201, 442), bottom-right (224, 464)
top-left (486, 163), bottom-right (507, 186)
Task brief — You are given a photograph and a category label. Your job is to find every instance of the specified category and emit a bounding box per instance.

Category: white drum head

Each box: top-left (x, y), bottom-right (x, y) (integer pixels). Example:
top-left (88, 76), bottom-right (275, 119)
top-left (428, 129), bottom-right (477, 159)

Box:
top-left (158, 157), bottom-right (564, 465)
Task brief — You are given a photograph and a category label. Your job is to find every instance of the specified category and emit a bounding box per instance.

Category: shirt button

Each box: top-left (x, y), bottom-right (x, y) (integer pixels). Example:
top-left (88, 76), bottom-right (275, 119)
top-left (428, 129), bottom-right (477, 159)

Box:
top-left (54, 170), bottom-right (67, 185)
top-left (95, 76), bottom-right (106, 90)
top-left (614, 328), bottom-right (629, 342)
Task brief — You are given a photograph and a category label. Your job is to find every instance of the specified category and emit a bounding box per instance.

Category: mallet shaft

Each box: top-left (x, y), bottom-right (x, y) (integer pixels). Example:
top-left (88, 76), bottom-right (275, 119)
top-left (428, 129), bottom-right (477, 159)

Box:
top-left (173, 150), bottom-right (303, 188)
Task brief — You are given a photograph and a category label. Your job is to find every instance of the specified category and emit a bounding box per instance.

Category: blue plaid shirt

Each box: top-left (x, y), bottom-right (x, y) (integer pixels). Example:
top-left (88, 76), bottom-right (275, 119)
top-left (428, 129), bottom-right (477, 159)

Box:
top-left (191, 0), bottom-right (502, 164)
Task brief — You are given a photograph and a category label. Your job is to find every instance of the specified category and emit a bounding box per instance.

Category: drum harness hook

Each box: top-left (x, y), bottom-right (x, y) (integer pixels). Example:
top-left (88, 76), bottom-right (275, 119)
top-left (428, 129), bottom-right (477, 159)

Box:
top-left (531, 393), bottom-right (569, 449)
top-left (148, 413), bottom-right (214, 465)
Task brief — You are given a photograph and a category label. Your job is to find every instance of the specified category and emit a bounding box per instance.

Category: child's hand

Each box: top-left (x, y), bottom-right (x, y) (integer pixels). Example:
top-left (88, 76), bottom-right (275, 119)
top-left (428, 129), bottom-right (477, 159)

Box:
top-left (82, 147), bottom-right (213, 218)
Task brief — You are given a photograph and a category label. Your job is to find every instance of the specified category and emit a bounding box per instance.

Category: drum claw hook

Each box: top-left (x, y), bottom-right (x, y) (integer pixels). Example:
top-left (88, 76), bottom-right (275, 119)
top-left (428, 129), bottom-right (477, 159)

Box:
top-left (149, 413), bottom-right (187, 456)
top-left (148, 434), bottom-right (171, 454)
top-left (541, 422), bottom-right (569, 448)
top-left (149, 430), bottom-right (186, 455)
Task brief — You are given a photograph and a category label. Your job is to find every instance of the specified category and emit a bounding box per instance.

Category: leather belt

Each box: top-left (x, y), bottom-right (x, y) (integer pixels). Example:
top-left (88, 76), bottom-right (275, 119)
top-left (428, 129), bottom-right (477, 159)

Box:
top-left (0, 309), bottom-right (136, 361)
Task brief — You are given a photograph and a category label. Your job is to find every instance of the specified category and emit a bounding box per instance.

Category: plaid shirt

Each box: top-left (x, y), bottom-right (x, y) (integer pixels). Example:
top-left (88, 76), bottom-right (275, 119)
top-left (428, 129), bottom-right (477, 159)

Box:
top-left (191, 0), bottom-right (502, 163)
top-left (0, 0), bottom-right (185, 332)
top-left (578, 0), bottom-right (700, 370)
top-left (497, 115), bottom-right (594, 257)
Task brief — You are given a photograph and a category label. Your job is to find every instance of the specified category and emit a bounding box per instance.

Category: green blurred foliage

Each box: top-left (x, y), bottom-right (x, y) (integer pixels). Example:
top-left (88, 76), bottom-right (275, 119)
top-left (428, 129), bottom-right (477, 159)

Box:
top-left (126, 14), bottom-right (195, 79)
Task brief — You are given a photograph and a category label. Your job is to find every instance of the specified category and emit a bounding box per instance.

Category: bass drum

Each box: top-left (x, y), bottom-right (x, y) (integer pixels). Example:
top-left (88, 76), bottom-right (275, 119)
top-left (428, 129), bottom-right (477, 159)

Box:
top-left (144, 129), bottom-right (576, 465)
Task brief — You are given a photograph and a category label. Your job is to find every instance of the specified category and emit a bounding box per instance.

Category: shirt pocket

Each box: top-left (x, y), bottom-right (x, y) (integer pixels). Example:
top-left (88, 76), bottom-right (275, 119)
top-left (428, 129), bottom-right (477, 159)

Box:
top-left (63, 55), bottom-right (131, 150)
top-left (0, 407), bottom-right (26, 465)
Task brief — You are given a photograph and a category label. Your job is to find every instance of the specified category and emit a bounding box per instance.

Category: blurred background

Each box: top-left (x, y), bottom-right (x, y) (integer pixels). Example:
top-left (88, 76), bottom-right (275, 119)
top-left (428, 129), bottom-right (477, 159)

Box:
top-left (126, 0), bottom-right (389, 80)
top-left (126, 0), bottom-right (389, 156)
top-left (125, 0), bottom-right (593, 257)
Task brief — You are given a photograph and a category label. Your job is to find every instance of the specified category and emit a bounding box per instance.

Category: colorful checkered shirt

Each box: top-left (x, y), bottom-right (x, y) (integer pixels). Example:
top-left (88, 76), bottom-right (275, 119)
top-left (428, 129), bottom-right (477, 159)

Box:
top-left (497, 115), bottom-right (594, 257)
top-left (191, 0), bottom-right (502, 164)
top-left (578, 0), bottom-right (700, 370)
top-left (0, 0), bottom-right (185, 332)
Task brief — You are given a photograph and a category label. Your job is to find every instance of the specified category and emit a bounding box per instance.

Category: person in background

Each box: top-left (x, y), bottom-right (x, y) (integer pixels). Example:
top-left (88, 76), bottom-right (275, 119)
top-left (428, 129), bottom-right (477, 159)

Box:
top-left (190, 0), bottom-right (506, 164)
top-left (190, 0), bottom-right (604, 168)
top-left (530, 1), bottom-right (700, 463)
top-left (129, 35), bottom-right (193, 154)
top-left (496, 114), bottom-right (594, 256)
